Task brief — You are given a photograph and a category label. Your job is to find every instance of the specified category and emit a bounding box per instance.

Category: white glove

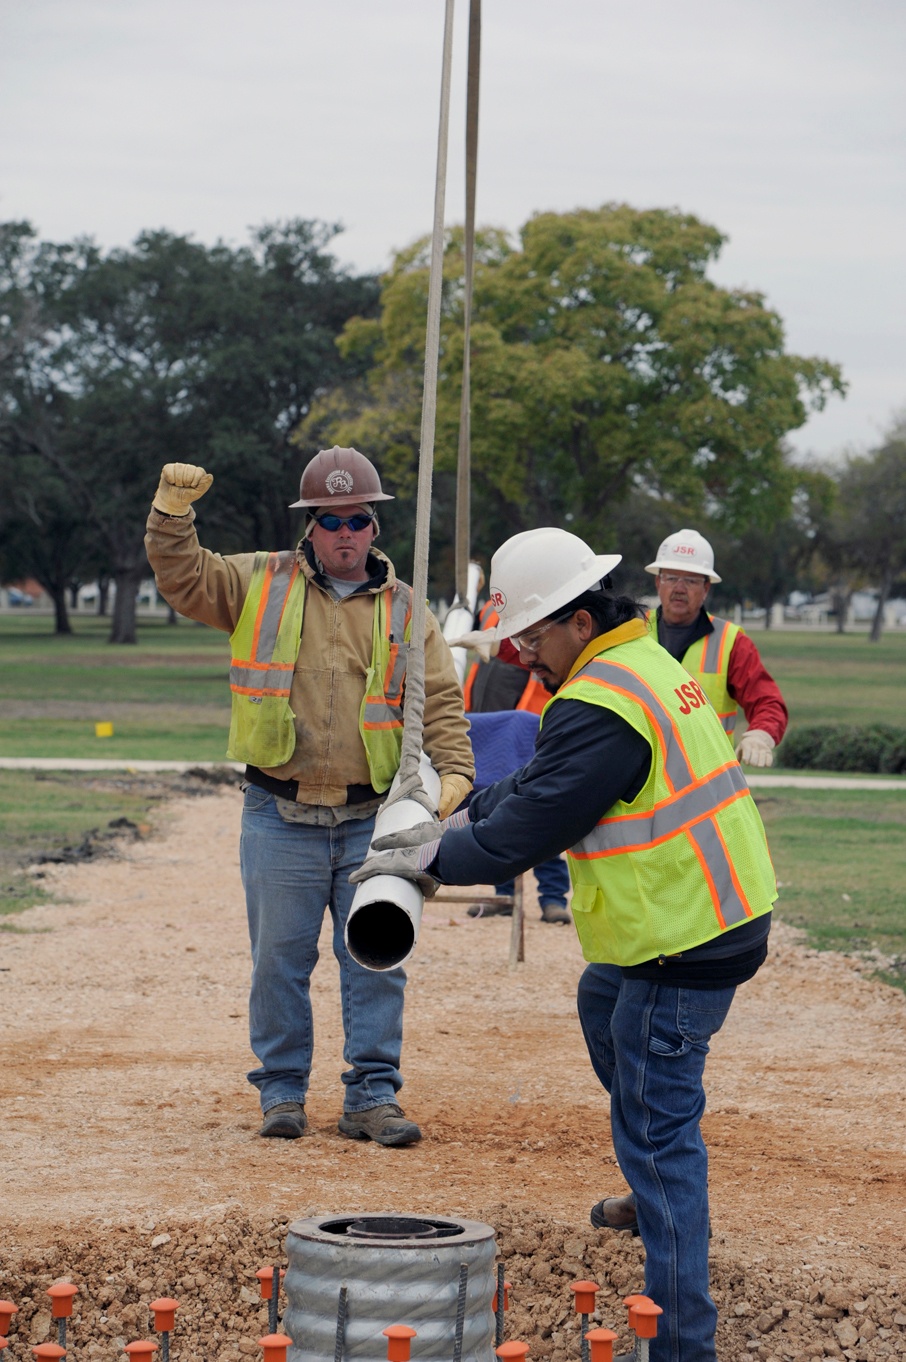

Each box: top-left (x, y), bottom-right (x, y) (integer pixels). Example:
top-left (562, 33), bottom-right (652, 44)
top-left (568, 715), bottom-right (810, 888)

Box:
top-left (152, 463), bottom-right (213, 516)
top-left (735, 729), bottom-right (775, 767)
top-left (446, 629), bottom-right (499, 662)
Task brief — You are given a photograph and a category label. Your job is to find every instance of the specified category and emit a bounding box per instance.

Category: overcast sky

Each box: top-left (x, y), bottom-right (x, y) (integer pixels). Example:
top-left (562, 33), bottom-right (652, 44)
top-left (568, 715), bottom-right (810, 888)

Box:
top-left (2, 0), bottom-right (904, 461)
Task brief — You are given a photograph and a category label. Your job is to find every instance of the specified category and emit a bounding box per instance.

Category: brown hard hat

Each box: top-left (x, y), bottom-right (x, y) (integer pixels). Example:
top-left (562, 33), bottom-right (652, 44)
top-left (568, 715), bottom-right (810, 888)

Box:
top-left (289, 446), bottom-right (394, 508)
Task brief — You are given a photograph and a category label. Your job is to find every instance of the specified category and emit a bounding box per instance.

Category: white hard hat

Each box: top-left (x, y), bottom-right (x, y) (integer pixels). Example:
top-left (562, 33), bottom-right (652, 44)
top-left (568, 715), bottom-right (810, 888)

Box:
top-left (486, 528), bottom-right (622, 641)
top-left (645, 529), bottom-right (721, 583)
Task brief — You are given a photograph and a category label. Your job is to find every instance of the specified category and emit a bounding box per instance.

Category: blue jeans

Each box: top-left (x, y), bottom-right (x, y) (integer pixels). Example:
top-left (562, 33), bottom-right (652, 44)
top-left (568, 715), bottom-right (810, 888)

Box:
top-left (497, 854), bottom-right (570, 905)
top-left (239, 786), bottom-right (406, 1115)
top-left (577, 964), bottom-right (736, 1362)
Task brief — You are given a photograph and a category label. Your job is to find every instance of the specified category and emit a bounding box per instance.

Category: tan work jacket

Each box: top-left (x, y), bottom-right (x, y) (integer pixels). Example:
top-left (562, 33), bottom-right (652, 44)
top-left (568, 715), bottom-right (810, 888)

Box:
top-left (145, 508), bottom-right (474, 805)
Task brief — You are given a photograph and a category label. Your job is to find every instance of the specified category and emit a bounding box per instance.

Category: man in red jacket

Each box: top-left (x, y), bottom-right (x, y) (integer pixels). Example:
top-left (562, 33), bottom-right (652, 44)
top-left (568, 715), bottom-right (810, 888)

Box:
top-left (646, 529), bottom-right (788, 766)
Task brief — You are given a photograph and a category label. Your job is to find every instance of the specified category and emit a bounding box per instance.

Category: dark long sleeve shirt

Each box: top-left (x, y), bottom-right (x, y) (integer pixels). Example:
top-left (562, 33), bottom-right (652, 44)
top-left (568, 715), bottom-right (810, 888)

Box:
top-left (435, 691), bottom-right (770, 986)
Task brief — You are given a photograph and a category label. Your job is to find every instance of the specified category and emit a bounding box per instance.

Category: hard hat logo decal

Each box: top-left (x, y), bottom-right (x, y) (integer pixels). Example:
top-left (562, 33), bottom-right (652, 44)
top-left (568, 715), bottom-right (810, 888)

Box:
top-left (491, 589), bottom-right (507, 611)
top-left (326, 470), bottom-right (354, 497)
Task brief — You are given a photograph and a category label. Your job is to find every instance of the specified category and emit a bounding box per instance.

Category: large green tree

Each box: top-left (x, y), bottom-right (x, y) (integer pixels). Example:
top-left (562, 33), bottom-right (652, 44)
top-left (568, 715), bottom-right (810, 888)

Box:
top-left (304, 205), bottom-right (845, 582)
top-left (828, 421), bottom-right (906, 641)
top-left (711, 466), bottom-right (837, 624)
top-left (0, 220), bottom-right (379, 641)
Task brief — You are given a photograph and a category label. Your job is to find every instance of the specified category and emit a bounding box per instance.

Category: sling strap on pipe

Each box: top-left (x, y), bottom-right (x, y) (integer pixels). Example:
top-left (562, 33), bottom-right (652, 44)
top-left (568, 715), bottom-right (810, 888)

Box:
top-left (390, 0), bottom-right (457, 803)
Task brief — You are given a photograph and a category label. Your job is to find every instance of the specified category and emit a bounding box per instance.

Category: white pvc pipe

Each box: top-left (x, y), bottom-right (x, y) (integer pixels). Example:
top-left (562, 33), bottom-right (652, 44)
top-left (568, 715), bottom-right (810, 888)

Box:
top-left (443, 560), bottom-right (485, 684)
top-left (345, 754), bottom-right (442, 972)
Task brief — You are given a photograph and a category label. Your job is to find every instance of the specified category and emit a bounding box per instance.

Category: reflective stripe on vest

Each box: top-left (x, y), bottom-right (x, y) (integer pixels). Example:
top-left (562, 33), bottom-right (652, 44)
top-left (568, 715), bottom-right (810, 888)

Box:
top-left (692, 616), bottom-right (738, 735)
top-left (686, 813), bottom-right (752, 931)
top-left (575, 658), bottom-right (696, 792)
top-left (702, 616), bottom-right (733, 672)
top-left (361, 587), bottom-right (412, 731)
top-left (229, 552), bottom-right (298, 697)
top-left (579, 761), bottom-right (748, 855)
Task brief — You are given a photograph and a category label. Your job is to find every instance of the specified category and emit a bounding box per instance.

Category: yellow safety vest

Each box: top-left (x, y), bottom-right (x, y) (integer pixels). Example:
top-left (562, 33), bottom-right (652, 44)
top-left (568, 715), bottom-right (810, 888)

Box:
top-left (550, 624), bottom-right (775, 966)
top-left (647, 610), bottom-right (743, 737)
top-left (227, 551), bottom-right (412, 790)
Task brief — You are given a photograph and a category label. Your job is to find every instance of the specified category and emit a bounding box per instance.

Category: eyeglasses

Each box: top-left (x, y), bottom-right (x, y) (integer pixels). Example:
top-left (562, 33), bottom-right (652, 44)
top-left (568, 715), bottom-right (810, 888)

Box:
top-left (511, 615), bottom-right (569, 655)
top-left (658, 572), bottom-right (708, 587)
top-left (314, 512), bottom-right (374, 533)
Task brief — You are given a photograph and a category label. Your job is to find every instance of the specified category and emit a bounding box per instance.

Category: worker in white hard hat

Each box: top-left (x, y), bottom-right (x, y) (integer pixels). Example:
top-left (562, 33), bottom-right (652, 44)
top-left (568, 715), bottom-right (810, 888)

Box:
top-left (645, 529), bottom-right (787, 767)
top-left (352, 526), bottom-right (777, 1362)
top-left (145, 447), bottom-right (474, 1147)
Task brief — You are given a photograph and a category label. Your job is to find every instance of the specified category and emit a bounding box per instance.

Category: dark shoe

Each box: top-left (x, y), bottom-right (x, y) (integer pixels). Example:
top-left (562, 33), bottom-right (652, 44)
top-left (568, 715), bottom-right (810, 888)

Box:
top-left (540, 901), bottom-right (570, 924)
top-left (590, 1193), bottom-right (640, 1236)
top-left (259, 1101), bottom-right (307, 1139)
top-left (590, 1193), bottom-right (713, 1240)
top-left (466, 900), bottom-right (512, 918)
top-left (338, 1103), bottom-right (422, 1147)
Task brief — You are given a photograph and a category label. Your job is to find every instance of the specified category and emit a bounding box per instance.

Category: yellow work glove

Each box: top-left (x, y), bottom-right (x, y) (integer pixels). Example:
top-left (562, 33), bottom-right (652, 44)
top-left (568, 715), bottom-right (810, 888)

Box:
top-left (735, 729), bottom-right (775, 768)
top-left (152, 462), bottom-right (214, 516)
top-left (446, 629), bottom-right (499, 662)
top-left (438, 773), bottom-right (473, 819)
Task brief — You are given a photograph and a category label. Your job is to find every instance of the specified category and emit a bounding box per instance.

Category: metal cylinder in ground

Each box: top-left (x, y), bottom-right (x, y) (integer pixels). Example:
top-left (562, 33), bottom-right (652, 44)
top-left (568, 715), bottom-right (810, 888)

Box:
top-left (285, 1215), bottom-right (496, 1362)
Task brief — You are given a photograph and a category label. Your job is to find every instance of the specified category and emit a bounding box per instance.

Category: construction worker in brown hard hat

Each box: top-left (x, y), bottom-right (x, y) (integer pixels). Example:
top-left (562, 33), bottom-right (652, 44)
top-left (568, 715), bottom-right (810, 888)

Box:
top-left (145, 446), bottom-right (474, 1146)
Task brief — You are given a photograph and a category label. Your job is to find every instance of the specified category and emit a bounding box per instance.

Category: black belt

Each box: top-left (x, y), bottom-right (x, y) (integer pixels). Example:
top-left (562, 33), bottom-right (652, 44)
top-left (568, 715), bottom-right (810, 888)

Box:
top-left (244, 765), bottom-right (380, 806)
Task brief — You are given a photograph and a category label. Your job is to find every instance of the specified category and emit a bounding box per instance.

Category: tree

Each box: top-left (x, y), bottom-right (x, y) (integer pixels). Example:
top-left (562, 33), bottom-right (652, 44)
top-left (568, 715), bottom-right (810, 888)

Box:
top-left (713, 466), bottom-right (837, 625)
top-left (302, 205), bottom-right (845, 583)
top-left (0, 220), bottom-right (379, 642)
top-left (834, 420), bottom-right (906, 641)
top-left (0, 443), bottom-right (103, 634)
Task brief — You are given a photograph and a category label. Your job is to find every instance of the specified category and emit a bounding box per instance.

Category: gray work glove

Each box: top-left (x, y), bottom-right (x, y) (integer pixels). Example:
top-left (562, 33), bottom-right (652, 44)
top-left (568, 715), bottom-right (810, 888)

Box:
top-left (372, 805), bottom-right (470, 851)
top-left (384, 768), bottom-right (438, 814)
top-left (349, 839), bottom-right (442, 897)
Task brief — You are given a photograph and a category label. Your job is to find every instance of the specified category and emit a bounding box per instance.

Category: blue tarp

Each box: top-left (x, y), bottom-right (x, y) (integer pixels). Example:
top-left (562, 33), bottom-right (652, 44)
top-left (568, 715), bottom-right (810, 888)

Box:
top-left (466, 709), bottom-right (540, 790)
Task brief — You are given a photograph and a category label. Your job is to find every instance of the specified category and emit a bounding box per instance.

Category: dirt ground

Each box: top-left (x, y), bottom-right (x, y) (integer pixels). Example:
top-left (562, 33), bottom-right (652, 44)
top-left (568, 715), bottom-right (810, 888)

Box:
top-left (2, 779), bottom-right (905, 1362)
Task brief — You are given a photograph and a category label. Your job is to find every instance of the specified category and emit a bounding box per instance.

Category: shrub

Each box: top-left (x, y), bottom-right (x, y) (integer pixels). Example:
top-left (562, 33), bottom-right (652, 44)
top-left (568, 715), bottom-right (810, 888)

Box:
top-left (778, 723), bottom-right (906, 773)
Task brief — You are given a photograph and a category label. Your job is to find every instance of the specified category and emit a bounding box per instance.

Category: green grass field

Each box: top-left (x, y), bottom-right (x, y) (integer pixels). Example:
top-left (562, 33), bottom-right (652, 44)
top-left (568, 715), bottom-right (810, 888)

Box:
top-left (756, 788), bottom-right (906, 989)
top-left (0, 769), bottom-right (178, 919)
top-left (1, 612), bottom-right (905, 986)
top-left (743, 626), bottom-right (906, 727)
top-left (0, 613), bottom-right (231, 759)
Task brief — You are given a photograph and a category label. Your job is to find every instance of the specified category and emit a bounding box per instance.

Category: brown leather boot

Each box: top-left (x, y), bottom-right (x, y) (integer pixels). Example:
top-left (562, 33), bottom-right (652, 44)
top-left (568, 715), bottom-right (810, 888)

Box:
top-left (259, 1101), bottom-right (307, 1139)
top-left (338, 1103), bottom-right (422, 1147)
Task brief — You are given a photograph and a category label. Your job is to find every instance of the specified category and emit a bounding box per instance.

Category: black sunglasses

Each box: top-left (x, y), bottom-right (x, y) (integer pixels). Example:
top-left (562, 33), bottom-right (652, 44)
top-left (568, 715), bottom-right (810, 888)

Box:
top-left (314, 512), bottom-right (374, 532)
